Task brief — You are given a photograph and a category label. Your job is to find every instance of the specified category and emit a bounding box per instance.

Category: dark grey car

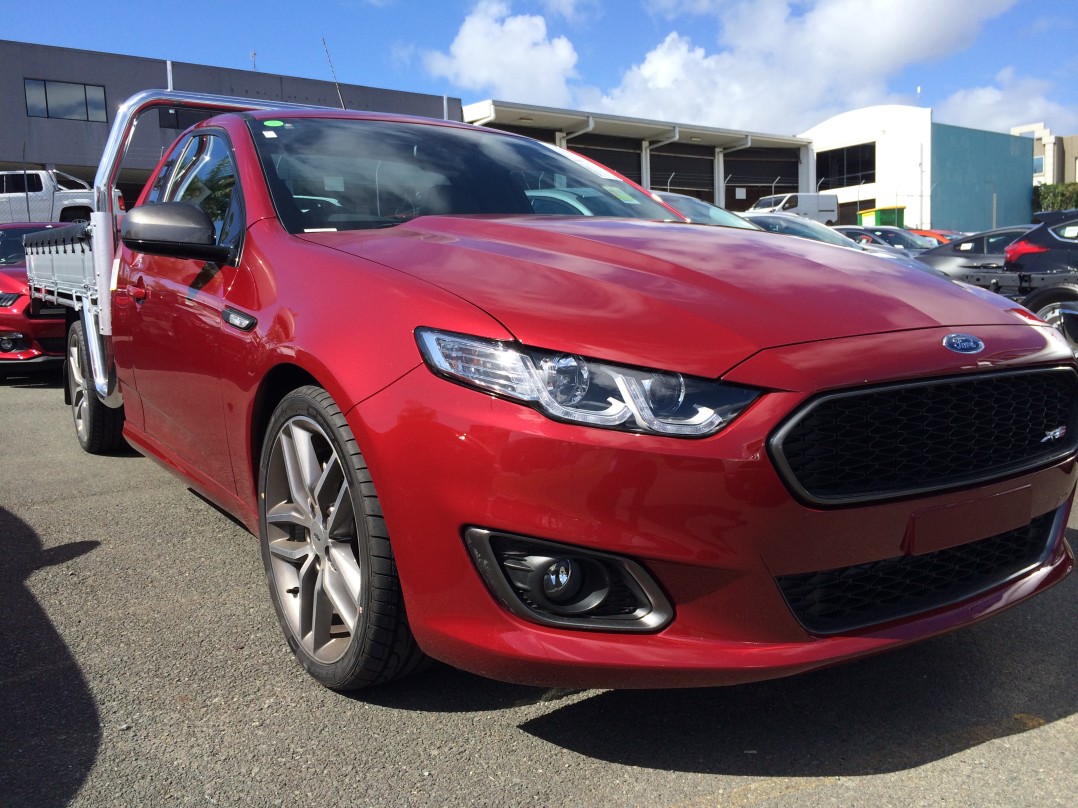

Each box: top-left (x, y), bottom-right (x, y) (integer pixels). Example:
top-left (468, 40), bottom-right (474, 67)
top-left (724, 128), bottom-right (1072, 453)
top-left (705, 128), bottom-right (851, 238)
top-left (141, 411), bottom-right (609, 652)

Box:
top-left (917, 226), bottom-right (1033, 278)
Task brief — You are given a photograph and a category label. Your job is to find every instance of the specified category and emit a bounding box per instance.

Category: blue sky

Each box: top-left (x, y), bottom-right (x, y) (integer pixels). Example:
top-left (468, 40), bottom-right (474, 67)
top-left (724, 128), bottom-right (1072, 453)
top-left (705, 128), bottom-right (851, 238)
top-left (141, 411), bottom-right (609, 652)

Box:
top-left (8, 0), bottom-right (1078, 136)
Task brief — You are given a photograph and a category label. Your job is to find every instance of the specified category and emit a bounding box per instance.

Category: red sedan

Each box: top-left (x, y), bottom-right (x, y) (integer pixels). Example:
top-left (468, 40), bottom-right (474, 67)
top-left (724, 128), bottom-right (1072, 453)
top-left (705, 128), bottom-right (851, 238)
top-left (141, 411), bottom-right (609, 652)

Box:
top-left (69, 108), bottom-right (1075, 691)
top-left (0, 223), bottom-right (65, 377)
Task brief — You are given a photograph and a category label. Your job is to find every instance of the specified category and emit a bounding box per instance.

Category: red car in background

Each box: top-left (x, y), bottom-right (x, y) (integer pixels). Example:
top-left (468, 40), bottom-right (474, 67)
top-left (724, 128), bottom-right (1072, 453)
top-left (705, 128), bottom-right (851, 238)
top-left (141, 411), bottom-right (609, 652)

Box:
top-left (0, 223), bottom-right (65, 377)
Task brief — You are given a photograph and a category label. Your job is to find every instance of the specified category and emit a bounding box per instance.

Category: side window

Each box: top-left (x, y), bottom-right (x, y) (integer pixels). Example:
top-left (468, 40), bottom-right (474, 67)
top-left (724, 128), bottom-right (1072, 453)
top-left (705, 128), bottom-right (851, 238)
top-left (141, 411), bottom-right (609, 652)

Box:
top-left (1053, 223), bottom-right (1078, 241)
top-left (954, 238), bottom-right (978, 253)
top-left (3, 174), bottom-right (44, 194)
top-left (163, 134), bottom-right (242, 248)
top-left (145, 135), bottom-right (192, 205)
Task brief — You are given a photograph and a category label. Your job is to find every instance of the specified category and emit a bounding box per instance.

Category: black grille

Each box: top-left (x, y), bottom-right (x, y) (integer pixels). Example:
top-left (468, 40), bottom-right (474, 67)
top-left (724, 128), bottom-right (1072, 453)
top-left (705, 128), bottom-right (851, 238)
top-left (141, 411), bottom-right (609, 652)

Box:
top-left (769, 369), bottom-right (1078, 504)
top-left (776, 510), bottom-right (1058, 635)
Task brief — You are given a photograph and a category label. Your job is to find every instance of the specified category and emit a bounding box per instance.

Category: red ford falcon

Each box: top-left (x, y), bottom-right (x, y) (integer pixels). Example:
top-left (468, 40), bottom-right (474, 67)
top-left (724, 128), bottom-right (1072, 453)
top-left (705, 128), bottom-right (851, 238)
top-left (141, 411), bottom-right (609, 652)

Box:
top-left (90, 109), bottom-right (1075, 690)
top-left (0, 223), bottom-right (65, 377)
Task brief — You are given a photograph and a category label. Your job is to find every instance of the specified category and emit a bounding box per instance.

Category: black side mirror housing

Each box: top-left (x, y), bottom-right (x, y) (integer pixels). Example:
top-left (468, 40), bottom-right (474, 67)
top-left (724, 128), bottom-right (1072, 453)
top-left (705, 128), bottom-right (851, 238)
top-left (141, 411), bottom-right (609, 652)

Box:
top-left (120, 202), bottom-right (234, 264)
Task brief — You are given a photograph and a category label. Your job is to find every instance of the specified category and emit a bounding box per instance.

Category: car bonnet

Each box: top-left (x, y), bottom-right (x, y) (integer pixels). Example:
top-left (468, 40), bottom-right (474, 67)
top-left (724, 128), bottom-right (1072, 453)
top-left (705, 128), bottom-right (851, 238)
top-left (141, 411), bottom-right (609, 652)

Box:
top-left (301, 216), bottom-right (1038, 378)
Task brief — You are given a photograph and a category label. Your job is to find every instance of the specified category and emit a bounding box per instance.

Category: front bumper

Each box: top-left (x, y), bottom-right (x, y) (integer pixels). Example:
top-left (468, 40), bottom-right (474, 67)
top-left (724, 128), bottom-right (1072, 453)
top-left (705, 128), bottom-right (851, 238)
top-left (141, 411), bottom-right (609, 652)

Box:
top-left (0, 295), bottom-right (65, 365)
top-left (349, 324), bottom-right (1077, 689)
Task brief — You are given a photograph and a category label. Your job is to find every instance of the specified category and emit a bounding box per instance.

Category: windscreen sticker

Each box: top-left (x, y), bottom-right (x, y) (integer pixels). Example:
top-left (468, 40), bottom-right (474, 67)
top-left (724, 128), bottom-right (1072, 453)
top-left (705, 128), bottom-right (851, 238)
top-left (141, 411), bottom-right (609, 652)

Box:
top-left (604, 185), bottom-right (639, 204)
top-left (264, 120), bottom-right (285, 127)
top-left (261, 131), bottom-right (278, 139)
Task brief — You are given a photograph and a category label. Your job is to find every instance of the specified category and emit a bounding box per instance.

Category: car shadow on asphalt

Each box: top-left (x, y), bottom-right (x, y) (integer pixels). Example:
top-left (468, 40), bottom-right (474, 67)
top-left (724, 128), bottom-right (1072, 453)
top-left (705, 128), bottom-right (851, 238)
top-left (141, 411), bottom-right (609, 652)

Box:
top-left (516, 533), bottom-right (1078, 776)
top-left (0, 367), bottom-right (63, 389)
top-left (0, 507), bottom-right (102, 806)
top-left (365, 529), bottom-right (1077, 775)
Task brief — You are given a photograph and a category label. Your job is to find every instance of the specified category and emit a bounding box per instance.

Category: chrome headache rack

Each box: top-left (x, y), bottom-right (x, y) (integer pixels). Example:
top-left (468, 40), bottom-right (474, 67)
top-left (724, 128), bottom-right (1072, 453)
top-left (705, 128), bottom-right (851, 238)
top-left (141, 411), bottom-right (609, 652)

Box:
top-left (22, 88), bottom-right (329, 408)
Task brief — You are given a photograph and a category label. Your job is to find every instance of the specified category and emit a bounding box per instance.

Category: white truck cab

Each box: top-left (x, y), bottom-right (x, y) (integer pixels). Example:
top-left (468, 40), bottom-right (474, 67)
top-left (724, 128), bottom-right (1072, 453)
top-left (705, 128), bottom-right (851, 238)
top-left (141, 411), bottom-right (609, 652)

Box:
top-left (748, 192), bottom-right (839, 225)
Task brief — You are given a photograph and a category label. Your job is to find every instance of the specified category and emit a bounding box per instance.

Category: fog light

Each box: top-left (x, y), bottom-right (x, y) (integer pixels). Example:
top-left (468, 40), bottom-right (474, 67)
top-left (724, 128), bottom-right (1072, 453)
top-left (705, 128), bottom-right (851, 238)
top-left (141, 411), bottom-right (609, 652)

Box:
top-left (464, 528), bottom-right (674, 632)
top-left (542, 558), bottom-right (582, 602)
top-left (0, 332), bottom-right (25, 353)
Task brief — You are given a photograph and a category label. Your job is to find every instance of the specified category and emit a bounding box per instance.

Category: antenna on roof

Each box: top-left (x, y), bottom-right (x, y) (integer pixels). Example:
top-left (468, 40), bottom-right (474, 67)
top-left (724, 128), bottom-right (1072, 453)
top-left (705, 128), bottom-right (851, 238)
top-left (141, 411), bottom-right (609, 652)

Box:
top-left (322, 37), bottom-right (346, 109)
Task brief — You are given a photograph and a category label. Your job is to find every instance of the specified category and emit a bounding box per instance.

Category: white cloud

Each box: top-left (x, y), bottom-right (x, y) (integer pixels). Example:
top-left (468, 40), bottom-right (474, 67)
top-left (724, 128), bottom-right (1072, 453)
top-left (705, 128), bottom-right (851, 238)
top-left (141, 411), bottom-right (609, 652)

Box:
top-left (935, 67), bottom-right (1078, 134)
top-left (426, 0), bottom-right (1073, 137)
top-left (595, 0), bottom-right (1018, 132)
top-left (424, 1), bottom-right (578, 106)
top-left (540, 0), bottom-right (595, 18)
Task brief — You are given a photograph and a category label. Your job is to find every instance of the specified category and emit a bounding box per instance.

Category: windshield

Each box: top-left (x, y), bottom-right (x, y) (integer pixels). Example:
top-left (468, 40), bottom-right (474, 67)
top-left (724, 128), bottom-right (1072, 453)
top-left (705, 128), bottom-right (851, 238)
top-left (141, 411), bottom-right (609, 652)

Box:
top-left (750, 195), bottom-right (785, 210)
top-left (656, 193), bottom-right (758, 229)
top-left (0, 225), bottom-right (59, 265)
top-left (248, 117), bottom-right (675, 233)
top-left (872, 229), bottom-right (934, 249)
top-left (748, 214), bottom-right (856, 247)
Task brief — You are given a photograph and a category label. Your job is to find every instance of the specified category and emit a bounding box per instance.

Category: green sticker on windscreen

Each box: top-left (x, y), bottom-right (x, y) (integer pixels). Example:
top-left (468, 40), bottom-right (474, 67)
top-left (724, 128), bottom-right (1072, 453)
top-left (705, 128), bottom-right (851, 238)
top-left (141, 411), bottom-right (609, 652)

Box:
top-left (264, 120), bottom-right (285, 128)
top-left (604, 185), bottom-right (639, 204)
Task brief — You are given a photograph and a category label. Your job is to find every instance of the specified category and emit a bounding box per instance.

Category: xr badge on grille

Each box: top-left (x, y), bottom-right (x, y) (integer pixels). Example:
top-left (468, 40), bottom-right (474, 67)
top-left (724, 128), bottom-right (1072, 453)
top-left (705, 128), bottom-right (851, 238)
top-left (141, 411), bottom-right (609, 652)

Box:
top-left (1041, 426), bottom-right (1068, 443)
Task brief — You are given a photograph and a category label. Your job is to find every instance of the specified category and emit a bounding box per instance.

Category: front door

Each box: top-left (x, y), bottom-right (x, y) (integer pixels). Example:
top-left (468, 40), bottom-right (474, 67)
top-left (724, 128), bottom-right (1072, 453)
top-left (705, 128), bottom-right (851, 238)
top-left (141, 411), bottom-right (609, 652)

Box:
top-left (119, 131), bottom-right (245, 494)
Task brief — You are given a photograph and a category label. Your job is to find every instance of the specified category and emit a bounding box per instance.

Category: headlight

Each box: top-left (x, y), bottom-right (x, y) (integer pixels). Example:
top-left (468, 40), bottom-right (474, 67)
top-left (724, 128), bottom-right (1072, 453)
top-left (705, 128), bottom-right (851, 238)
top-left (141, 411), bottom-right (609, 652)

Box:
top-left (416, 328), bottom-right (760, 437)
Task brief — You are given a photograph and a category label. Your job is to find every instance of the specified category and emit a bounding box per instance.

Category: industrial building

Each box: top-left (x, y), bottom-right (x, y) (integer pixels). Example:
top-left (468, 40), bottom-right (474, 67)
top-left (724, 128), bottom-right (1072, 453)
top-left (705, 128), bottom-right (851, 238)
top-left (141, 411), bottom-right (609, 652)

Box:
top-left (803, 105), bottom-right (1035, 231)
top-left (1, 39), bottom-right (463, 203)
top-left (3, 40), bottom-right (811, 211)
top-left (2, 40), bottom-right (1043, 227)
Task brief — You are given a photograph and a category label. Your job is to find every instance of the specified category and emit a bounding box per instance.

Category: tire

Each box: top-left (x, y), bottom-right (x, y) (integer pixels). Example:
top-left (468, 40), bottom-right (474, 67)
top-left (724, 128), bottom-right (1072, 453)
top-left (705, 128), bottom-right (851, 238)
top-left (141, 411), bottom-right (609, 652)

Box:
top-left (67, 321), bottom-right (125, 454)
top-left (259, 386), bottom-right (425, 690)
top-left (1021, 284), bottom-right (1078, 353)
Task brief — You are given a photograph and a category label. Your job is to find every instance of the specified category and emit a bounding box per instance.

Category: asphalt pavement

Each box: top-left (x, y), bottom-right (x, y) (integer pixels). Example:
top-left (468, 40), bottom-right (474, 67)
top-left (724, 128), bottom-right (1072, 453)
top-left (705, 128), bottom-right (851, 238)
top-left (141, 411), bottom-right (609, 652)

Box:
top-left (1, 368), bottom-right (1075, 807)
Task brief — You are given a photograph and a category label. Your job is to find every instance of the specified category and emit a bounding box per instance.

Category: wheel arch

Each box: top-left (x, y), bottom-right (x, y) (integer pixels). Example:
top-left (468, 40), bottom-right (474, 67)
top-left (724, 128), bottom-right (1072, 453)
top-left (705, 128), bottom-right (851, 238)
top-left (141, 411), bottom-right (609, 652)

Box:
top-left (59, 205), bottom-right (93, 223)
top-left (1021, 282), bottom-right (1078, 313)
top-left (249, 362), bottom-right (322, 485)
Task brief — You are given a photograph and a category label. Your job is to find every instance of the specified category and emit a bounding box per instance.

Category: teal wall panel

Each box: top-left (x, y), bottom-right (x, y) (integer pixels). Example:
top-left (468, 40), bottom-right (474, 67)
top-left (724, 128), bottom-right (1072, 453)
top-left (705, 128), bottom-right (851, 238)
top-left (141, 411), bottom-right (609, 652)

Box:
top-left (931, 123), bottom-right (1033, 231)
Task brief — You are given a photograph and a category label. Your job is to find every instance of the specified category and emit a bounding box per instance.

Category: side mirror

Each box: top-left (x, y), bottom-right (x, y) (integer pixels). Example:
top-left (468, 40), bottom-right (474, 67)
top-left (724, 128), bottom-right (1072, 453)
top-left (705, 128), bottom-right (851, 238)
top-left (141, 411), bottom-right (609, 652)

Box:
top-left (120, 202), bottom-right (234, 264)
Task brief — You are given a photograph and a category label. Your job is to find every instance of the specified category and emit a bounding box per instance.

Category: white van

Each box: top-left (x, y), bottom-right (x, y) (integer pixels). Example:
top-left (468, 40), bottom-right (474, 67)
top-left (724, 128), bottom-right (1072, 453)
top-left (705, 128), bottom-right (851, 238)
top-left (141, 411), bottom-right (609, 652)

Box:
top-left (748, 192), bottom-right (839, 225)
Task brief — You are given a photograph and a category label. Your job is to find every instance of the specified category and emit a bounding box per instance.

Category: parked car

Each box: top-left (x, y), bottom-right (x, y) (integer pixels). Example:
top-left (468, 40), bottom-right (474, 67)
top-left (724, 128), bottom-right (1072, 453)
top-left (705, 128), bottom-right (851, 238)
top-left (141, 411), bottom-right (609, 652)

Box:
top-left (25, 91), bottom-right (1078, 693)
top-left (0, 223), bottom-right (65, 377)
top-left (837, 225), bottom-right (935, 255)
top-left (834, 225), bottom-right (908, 254)
top-left (1001, 219), bottom-right (1078, 325)
top-left (750, 213), bottom-right (878, 248)
top-left (1032, 209), bottom-right (1078, 226)
top-left (527, 185), bottom-right (685, 221)
top-left (654, 191), bottom-right (759, 229)
top-left (1004, 219), bottom-right (1078, 275)
top-left (0, 170), bottom-right (124, 224)
top-left (917, 226), bottom-right (1034, 277)
top-left (908, 228), bottom-right (956, 246)
top-left (746, 192), bottom-right (839, 224)
top-left (526, 188), bottom-right (596, 216)
top-left (746, 212), bottom-right (946, 277)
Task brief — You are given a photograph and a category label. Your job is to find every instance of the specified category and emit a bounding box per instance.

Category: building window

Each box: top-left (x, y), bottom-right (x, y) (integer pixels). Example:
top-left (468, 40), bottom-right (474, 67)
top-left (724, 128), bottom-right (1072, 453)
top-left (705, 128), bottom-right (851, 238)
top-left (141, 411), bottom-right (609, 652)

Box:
top-left (25, 79), bottom-right (107, 122)
top-left (816, 142), bottom-right (876, 190)
top-left (1033, 155), bottom-right (1044, 175)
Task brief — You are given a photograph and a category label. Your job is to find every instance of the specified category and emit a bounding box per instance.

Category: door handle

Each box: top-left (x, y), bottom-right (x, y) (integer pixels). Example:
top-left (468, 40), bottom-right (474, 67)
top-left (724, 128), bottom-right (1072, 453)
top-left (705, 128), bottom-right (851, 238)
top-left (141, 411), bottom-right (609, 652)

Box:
top-left (127, 276), bottom-right (148, 303)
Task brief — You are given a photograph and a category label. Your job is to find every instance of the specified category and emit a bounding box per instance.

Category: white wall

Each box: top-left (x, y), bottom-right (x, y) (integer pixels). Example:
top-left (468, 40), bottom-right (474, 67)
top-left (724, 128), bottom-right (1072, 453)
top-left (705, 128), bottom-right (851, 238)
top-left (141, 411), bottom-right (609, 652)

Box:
top-left (802, 106), bottom-right (934, 228)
